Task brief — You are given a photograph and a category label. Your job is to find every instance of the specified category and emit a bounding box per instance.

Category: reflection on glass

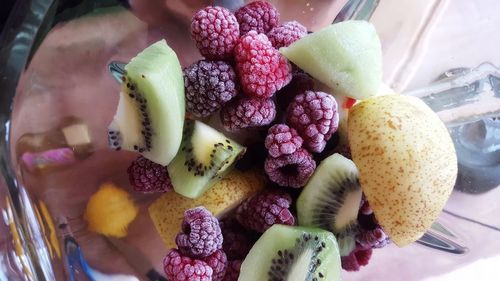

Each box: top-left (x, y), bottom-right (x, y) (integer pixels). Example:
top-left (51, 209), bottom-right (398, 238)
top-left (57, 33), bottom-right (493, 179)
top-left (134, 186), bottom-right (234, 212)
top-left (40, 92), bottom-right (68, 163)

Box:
top-left (15, 116), bottom-right (93, 175)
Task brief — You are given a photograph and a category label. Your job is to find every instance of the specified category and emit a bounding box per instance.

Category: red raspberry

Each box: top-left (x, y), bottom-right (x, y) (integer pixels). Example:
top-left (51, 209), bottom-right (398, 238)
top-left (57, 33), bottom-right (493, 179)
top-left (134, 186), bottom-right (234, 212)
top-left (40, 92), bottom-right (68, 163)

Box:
top-left (191, 6), bottom-right (240, 59)
top-left (341, 245), bottom-right (372, 271)
top-left (220, 97), bottom-right (276, 132)
top-left (202, 250), bottom-right (227, 281)
top-left (235, 1), bottom-right (279, 34)
top-left (276, 68), bottom-right (315, 110)
top-left (176, 207), bottom-right (223, 258)
top-left (236, 190), bottom-right (295, 233)
top-left (234, 31), bottom-right (292, 99)
top-left (184, 60), bottom-right (238, 118)
top-left (267, 21), bottom-right (307, 49)
top-left (163, 249), bottom-right (213, 281)
top-left (127, 156), bottom-right (172, 193)
top-left (286, 91), bottom-right (339, 153)
top-left (219, 218), bottom-right (255, 260)
top-left (357, 197), bottom-right (391, 249)
top-left (357, 227), bottom-right (390, 249)
top-left (264, 148), bottom-right (316, 188)
top-left (222, 260), bottom-right (242, 281)
top-left (265, 124), bottom-right (303, 158)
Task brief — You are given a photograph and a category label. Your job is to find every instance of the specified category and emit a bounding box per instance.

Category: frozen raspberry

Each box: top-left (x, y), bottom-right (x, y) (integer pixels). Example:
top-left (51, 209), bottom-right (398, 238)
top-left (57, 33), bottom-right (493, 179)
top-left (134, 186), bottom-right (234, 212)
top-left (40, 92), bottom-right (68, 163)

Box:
top-left (286, 91), bottom-right (339, 153)
top-left (202, 249), bottom-right (227, 281)
top-left (267, 21), bottom-right (307, 49)
top-left (234, 31), bottom-right (292, 98)
top-left (220, 218), bottom-right (255, 260)
top-left (220, 97), bottom-right (276, 132)
top-left (235, 1), bottom-right (279, 34)
top-left (264, 148), bottom-right (316, 188)
top-left (265, 124), bottom-right (303, 158)
top-left (236, 190), bottom-right (295, 233)
top-left (184, 60), bottom-right (238, 118)
top-left (276, 69), bottom-right (314, 110)
top-left (357, 227), bottom-right (390, 249)
top-left (127, 156), bottom-right (172, 193)
top-left (190, 6), bottom-right (240, 59)
top-left (176, 207), bottom-right (223, 258)
top-left (341, 245), bottom-right (372, 271)
top-left (357, 197), bottom-right (391, 249)
top-left (163, 249), bottom-right (213, 281)
top-left (222, 260), bottom-right (242, 281)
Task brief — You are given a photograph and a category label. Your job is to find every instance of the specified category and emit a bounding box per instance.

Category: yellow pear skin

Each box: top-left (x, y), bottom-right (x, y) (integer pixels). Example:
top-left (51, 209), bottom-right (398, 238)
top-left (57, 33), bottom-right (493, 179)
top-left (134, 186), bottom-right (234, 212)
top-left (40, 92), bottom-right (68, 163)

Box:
top-left (347, 94), bottom-right (457, 246)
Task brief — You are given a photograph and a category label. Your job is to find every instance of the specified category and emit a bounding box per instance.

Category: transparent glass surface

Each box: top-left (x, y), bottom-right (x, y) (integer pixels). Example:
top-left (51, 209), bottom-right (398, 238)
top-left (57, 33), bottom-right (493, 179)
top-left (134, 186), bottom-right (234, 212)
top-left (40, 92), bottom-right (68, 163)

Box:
top-left (0, 0), bottom-right (499, 280)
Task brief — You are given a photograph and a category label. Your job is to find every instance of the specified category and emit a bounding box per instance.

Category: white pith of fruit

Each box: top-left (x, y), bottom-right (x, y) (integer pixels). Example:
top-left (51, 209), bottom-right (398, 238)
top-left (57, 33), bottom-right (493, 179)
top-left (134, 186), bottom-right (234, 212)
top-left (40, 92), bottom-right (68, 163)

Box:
top-left (191, 121), bottom-right (241, 175)
top-left (110, 91), bottom-right (142, 149)
top-left (192, 121), bottom-right (229, 164)
top-left (287, 247), bottom-right (313, 281)
top-left (334, 185), bottom-right (362, 231)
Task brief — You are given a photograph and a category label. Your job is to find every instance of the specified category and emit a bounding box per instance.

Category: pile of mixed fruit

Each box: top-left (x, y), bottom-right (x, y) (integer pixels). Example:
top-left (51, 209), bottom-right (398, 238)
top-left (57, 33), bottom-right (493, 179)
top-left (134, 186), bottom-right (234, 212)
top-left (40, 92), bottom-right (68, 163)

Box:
top-left (85, 1), bottom-right (458, 280)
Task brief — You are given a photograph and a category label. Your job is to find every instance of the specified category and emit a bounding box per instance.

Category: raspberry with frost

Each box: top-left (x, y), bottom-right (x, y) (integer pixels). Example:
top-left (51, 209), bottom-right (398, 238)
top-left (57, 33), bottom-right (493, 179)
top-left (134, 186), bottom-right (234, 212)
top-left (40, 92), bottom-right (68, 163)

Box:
top-left (220, 97), bottom-right (276, 132)
top-left (267, 21), bottom-right (307, 49)
top-left (236, 190), bottom-right (295, 232)
top-left (286, 91), bottom-right (339, 153)
top-left (191, 6), bottom-right (240, 59)
top-left (163, 249), bottom-right (213, 280)
top-left (264, 148), bottom-right (316, 188)
top-left (175, 207), bottom-right (223, 258)
top-left (127, 156), bottom-right (172, 193)
top-left (234, 31), bottom-right (292, 99)
top-left (265, 124), bottom-right (303, 158)
top-left (202, 249), bottom-right (227, 281)
top-left (184, 60), bottom-right (238, 118)
top-left (235, 1), bottom-right (279, 34)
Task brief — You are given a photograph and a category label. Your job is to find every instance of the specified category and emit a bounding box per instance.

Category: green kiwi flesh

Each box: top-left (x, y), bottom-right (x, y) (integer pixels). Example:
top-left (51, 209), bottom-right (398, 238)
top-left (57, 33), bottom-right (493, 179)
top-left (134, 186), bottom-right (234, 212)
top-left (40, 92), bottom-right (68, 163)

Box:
top-left (239, 225), bottom-right (341, 281)
top-left (297, 153), bottom-right (362, 256)
top-left (108, 40), bottom-right (185, 166)
top-left (167, 120), bottom-right (246, 199)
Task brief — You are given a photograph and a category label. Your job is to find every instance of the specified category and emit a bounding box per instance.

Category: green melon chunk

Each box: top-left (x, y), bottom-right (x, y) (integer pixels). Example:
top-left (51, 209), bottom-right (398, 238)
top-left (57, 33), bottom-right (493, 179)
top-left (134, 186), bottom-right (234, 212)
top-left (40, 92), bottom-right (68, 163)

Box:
top-left (280, 20), bottom-right (382, 100)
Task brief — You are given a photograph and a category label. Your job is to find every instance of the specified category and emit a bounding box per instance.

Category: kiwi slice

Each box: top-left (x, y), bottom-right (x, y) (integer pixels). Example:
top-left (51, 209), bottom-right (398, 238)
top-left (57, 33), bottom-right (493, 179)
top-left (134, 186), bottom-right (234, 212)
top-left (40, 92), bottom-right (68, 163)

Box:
top-left (239, 225), bottom-right (341, 281)
top-left (167, 120), bottom-right (246, 199)
top-left (297, 153), bottom-right (362, 256)
top-left (108, 40), bottom-right (185, 166)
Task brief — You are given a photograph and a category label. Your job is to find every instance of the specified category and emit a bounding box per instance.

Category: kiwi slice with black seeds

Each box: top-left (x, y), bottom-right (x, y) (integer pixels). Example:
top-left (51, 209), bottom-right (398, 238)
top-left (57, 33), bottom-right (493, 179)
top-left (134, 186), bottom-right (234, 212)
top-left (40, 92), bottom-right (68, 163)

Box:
top-left (167, 120), bottom-right (245, 199)
top-left (239, 225), bottom-right (341, 281)
top-left (297, 153), bottom-right (362, 256)
top-left (108, 40), bottom-right (185, 166)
